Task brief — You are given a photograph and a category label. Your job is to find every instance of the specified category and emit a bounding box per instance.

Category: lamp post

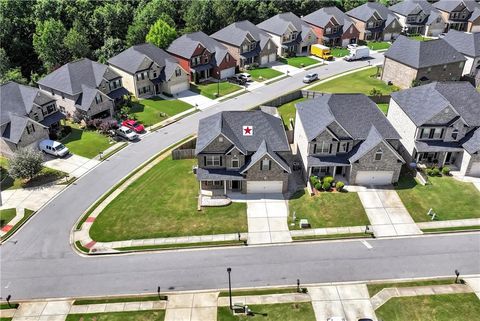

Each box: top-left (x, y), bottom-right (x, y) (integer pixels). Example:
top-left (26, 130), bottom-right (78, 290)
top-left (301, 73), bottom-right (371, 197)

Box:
top-left (227, 267), bottom-right (233, 310)
top-left (6, 295), bottom-right (11, 308)
top-left (455, 269), bottom-right (460, 284)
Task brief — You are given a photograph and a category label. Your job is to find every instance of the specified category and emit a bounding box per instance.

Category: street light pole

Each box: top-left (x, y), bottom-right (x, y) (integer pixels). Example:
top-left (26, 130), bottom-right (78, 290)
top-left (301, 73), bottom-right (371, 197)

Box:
top-left (227, 267), bottom-right (232, 310)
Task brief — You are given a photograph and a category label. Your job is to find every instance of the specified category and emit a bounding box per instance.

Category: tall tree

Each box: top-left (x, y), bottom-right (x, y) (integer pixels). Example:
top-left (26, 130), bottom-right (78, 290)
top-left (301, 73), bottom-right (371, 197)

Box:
top-left (64, 22), bottom-right (90, 60)
top-left (0, 68), bottom-right (28, 85)
top-left (33, 18), bottom-right (68, 71)
top-left (90, 1), bottom-right (134, 49)
top-left (340, 0), bottom-right (367, 11)
top-left (183, 0), bottom-right (218, 34)
top-left (94, 37), bottom-right (125, 63)
top-left (145, 18), bottom-right (177, 49)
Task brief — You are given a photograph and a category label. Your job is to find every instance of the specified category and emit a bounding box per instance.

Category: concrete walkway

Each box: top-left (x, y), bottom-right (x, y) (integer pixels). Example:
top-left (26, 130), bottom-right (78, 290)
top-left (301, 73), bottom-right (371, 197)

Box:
top-left (165, 292), bottom-right (218, 321)
top-left (69, 300), bottom-right (165, 314)
top-left (43, 154), bottom-right (100, 178)
top-left (11, 300), bottom-right (73, 321)
top-left (0, 207), bottom-right (24, 237)
top-left (0, 183), bottom-right (65, 211)
top-left (217, 293), bottom-right (310, 307)
top-left (176, 90), bottom-right (217, 110)
top-left (417, 218), bottom-right (480, 230)
top-left (464, 277), bottom-right (480, 300)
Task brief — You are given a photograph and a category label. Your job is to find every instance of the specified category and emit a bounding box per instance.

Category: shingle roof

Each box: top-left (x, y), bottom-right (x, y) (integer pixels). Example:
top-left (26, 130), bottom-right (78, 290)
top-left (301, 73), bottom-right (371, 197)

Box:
top-left (211, 20), bottom-right (275, 51)
top-left (462, 128), bottom-right (480, 154)
top-left (241, 140), bottom-right (290, 173)
top-left (391, 81), bottom-right (480, 127)
top-left (295, 94), bottom-right (400, 142)
top-left (257, 12), bottom-right (314, 41)
top-left (443, 30), bottom-right (480, 57)
top-left (434, 0), bottom-right (479, 13)
top-left (384, 35), bottom-right (465, 68)
top-left (195, 110), bottom-right (290, 155)
top-left (302, 6), bottom-right (355, 31)
top-left (470, 7), bottom-right (480, 21)
top-left (390, 0), bottom-right (437, 16)
top-left (38, 58), bottom-right (120, 95)
top-left (346, 1), bottom-right (394, 21)
top-left (349, 126), bottom-right (385, 163)
top-left (167, 31), bottom-right (229, 65)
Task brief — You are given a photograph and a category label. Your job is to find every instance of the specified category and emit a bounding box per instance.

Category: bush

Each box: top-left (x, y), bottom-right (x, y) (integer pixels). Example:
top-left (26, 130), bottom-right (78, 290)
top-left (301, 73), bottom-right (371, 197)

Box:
top-left (323, 176), bottom-right (334, 185)
top-left (432, 167), bottom-right (441, 176)
top-left (369, 88), bottom-right (383, 96)
top-left (442, 166), bottom-right (450, 176)
top-left (426, 168), bottom-right (435, 176)
top-left (72, 110), bottom-right (84, 123)
top-left (336, 181), bottom-right (345, 191)
top-left (322, 181), bottom-right (331, 191)
top-left (314, 182), bottom-right (322, 191)
top-left (8, 148), bottom-right (44, 181)
top-left (310, 175), bottom-right (319, 186)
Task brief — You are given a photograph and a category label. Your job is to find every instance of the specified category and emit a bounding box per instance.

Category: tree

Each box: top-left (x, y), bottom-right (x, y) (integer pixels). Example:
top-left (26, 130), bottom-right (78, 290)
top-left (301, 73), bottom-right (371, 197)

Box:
top-left (1, 68), bottom-right (28, 85)
top-left (339, 0), bottom-right (367, 11)
top-left (0, 48), bottom-right (10, 76)
top-left (183, 0), bottom-right (218, 34)
top-left (64, 23), bottom-right (90, 60)
top-left (94, 37), bottom-right (125, 63)
top-left (33, 18), bottom-right (68, 71)
top-left (90, 1), bottom-right (133, 49)
top-left (145, 19), bottom-right (177, 49)
top-left (8, 148), bottom-right (44, 181)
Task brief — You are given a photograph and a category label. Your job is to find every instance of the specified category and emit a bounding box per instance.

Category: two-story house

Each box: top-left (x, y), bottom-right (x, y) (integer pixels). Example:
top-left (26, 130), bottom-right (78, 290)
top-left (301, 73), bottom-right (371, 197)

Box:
top-left (443, 30), bottom-right (480, 77)
top-left (302, 6), bottom-right (360, 47)
top-left (108, 43), bottom-right (189, 98)
top-left (195, 110), bottom-right (291, 194)
top-left (387, 81), bottom-right (480, 177)
top-left (38, 58), bottom-right (125, 120)
top-left (1, 82), bottom-right (64, 157)
top-left (346, 1), bottom-right (401, 41)
top-left (167, 32), bottom-right (237, 83)
top-left (381, 35), bottom-right (466, 89)
top-left (257, 12), bottom-right (318, 57)
top-left (468, 7), bottom-right (480, 32)
top-left (294, 94), bottom-right (404, 186)
top-left (389, 0), bottom-right (446, 37)
top-left (433, 0), bottom-right (480, 32)
top-left (210, 20), bottom-right (278, 69)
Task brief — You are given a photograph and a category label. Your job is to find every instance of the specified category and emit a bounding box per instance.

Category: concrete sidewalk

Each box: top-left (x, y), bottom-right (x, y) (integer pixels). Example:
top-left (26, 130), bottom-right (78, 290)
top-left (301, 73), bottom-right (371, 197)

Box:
top-left (417, 218), bottom-right (480, 230)
top-left (43, 153), bottom-right (100, 178)
top-left (1, 183), bottom-right (65, 211)
top-left (165, 292), bottom-right (218, 321)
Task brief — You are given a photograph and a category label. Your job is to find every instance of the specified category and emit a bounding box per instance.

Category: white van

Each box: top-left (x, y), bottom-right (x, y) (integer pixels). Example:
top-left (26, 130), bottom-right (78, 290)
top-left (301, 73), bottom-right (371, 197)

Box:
top-left (39, 139), bottom-right (70, 157)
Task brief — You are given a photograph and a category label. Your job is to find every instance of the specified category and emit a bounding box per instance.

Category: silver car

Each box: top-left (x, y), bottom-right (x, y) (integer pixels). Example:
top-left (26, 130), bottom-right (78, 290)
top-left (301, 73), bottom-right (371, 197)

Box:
top-left (116, 126), bottom-right (139, 141)
top-left (303, 73), bottom-right (318, 83)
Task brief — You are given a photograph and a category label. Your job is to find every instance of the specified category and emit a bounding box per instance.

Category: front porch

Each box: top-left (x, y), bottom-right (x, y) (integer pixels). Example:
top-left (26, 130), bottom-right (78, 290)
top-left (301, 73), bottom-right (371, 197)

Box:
top-left (196, 167), bottom-right (245, 196)
top-left (310, 165), bottom-right (349, 183)
top-left (191, 64), bottom-right (215, 83)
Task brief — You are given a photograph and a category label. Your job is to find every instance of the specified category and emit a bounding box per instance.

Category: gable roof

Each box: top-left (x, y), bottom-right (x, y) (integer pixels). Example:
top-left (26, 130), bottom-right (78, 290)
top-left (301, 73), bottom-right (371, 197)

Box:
top-left (240, 140), bottom-right (290, 173)
top-left (349, 125), bottom-right (404, 163)
top-left (462, 128), bottom-right (480, 154)
top-left (257, 12), bottom-right (314, 40)
top-left (391, 81), bottom-right (480, 127)
top-left (384, 35), bottom-right (465, 68)
top-left (295, 94), bottom-right (401, 142)
top-left (346, 1), bottom-right (394, 21)
top-left (38, 58), bottom-right (120, 95)
top-left (443, 30), bottom-right (480, 57)
top-left (195, 110), bottom-right (290, 155)
top-left (167, 31), bottom-right (230, 64)
top-left (302, 6), bottom-right (356, 31)
top-left (390, 0), bottom-right (437, 17)
top-left (434, 0), bottom-right (479, 13)
top-left (470, 7), bottom-right (480, 21)
top-left (211, 20), bottom-right (275, 50)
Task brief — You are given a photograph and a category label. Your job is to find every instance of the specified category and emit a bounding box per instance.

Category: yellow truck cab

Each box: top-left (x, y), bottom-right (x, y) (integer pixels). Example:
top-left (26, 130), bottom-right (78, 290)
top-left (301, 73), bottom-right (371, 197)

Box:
top-left (311, 44), bottom-right (333, 61)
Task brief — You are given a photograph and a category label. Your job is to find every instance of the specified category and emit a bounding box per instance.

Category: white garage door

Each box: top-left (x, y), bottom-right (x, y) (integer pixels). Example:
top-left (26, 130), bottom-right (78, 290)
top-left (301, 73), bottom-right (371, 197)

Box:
top-left (268, 53), bottom-right (277, 62)
top-left (260, 55), bottom-right (268, 65)
top-left (383, 33), bottom-right (392, 41)
top-left (356, 171), bottom-right (394, 185)
top-left (469, 162), bottom-right (480, 177)
top-left (168, 82), bottom-right (190, 95)
top-left (247, 181), bottom-right (283, 194)
top-left (220, 67), bottom-right (235, 79)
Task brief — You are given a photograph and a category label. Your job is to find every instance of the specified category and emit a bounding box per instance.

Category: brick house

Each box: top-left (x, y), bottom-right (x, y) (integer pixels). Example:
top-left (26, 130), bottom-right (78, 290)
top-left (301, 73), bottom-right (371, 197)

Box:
top-left (381, 35), bottom-right (466, 89)
top-left (433, 0), bottom-right (480, 32)
top-left (302, 6), bottom-right (360, 47)
top-left (195, 110), bottom-right (291, 194)
top-left (167, 32), bottom-right (237, 83)
top-left (210, 20), bottom-right (278, 69)
top-left (443, 30), bottom-right (480, 77)
top-left (294, 94), bottom-right (404, 186)
top-left (387, 81), bottom-right (480, 177)
top-left (389, 0), bottom-right (446, 37)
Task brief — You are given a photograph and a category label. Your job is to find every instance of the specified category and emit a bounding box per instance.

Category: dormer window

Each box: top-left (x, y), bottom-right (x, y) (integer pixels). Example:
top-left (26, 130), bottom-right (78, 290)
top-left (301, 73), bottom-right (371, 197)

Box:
top-left (218, 137), bottom-right (223, 142)
top-left (451, 129), bottom-right (459, 140)
top-left (175, 68), bottom-right (182, 77)
top-left (261, 158), bottom-right (271, 171)
top-left (374, 149), bottom-right (383, 161)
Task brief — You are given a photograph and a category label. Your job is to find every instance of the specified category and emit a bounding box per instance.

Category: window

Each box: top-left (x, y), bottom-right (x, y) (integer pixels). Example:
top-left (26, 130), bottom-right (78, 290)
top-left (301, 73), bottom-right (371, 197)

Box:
top-left (46, 104), bottom-right (55, 114)
top-left (459, 61), bottom-right (464, 69)
top-left (109, 79), bottom-right (121, 90)
top-left (226, 54), bottom-right (230, 62)
top-left (206, 155), bottom-right (221, 166)
top-left (315, 141), bottom-right (330, 154)
top-left (340, 142), bottom-right (349, 153)
top-left (95, 93), bottom-right (103, 104)
top-left (26, 124), bottom-right (35, 135)
top-left (175, 68), bottom-right (182, 77)
top-left (231, 158), bottom-right (239, 168)
top-left (420, 128), bottom-right (443, 139)
top-left (374, 149), bottom-right (383, 161)
top-left (451, 129), bottom-right (459, 140)
top-left (261, 158), bottom-right (271, 171)
top-left (153, 71), bottom-right (157, 78)
top-left (33, 113), bottom-right (39, 121)
top-left (218, 137), bottom-right (223, 142)
top-left (191, 56), bottom-right (201, 66)
top-left (443, 64), bottom-right (447, 71)
top-left (326, 27), bottom-right (332, 34)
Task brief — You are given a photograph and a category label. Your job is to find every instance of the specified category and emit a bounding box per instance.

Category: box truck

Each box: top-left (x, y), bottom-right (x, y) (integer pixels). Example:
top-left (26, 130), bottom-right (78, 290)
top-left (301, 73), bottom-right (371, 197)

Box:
top-left (344, 45), bottom-right (370, 61)
top-left (311, 44), bottom-right (333, 61)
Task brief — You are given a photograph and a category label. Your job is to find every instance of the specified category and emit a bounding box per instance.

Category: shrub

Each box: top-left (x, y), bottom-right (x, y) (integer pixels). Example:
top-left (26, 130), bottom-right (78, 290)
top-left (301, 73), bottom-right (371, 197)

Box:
top-left (426, 168), bottom-right (435, 176)
top-left (323, 176), bottom-right (334, 185)
top-left (441, 166), bottom-right (450, 176)
top-left (336, 181), bottom-right (345, 192)
top-left (432, 167), bottom-right (441, 176)
top-left (72, 110), bottom-right (83, 123)
top-left (369, 88), bottom-right (382, 96)
top-left (310, 175), bottom-right (319, 186)
top-left (8, 148), bottom-right (44, 181)
top-left (314, 182), bottom-right (322, 191)
top-left (322, 181), bottom-right (331, 191)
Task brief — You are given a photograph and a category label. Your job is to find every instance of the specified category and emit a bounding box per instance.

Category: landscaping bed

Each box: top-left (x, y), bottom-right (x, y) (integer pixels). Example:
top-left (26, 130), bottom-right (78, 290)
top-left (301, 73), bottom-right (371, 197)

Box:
top-left (218, 302), bottom-right (316, 321)
top-left (276, 97), bottom-right (306, 128)
top-left (129, 97), bottom-right (192, 126)
top-left (279, 56), bottom-right (319, 68)
top-left (247, 67), bottom-right (283, 82)
top-left (1, 160), bottom-right (68, 191)
top-left (73, 296), bottom-right (165, 305)
top-left (191, 82), bottom-right (242, 99)
top-left (66, 311), bottom-right (165, 321)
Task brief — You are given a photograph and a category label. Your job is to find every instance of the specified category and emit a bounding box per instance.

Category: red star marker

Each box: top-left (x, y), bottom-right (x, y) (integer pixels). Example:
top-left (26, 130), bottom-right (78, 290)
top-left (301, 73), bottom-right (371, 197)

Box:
top-left (243, 125), bottom-right (253, 136)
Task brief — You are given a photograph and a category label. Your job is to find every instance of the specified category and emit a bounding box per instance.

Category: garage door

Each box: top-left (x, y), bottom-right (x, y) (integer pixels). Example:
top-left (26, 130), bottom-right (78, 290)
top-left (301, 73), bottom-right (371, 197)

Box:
top-left (355, 171), bottom-right (394, 185)
top-left (469, 162), bottom-right (480, 177)
top-left (168, 82), bottom-right (190, 95)
top-left (260, 55), bottom-right (268, 65)
top-left (247, 181), bottom-right (283, 194)
top-left (220, 67), bottom-right (235, 79)
top-left (383, 33), bottom-right (392, 41)
top-left (268, 53), bottom-right (277, 62)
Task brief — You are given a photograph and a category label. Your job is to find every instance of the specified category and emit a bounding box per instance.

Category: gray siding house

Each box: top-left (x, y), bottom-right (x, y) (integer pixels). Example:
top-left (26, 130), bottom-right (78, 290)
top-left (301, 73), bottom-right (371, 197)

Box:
top-left (195, 110), bottom-right (291, 194)
top-left (389, 0), bottom-right (446, 36)
top-left (387, 81), bottom-right (480, 177)
top-left (443, 30), bottom-right (480, 77)
top-left (294, 94), bottom-right (404, 185)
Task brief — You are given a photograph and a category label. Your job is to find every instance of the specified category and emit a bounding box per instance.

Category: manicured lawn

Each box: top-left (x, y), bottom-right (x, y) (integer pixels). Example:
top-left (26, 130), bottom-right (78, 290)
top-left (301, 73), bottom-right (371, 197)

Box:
top-left (331, 47), bottom-right (350, 57)
top-left (396, 175), bottom-right (480, 222)
top-left (408, 35), bottom-right (433, 41)
top-left (288, 189), bottom-right (370, 229)
top-left (191, 82), bottom-right (242, 99)
top-left (310, 67), bottom-right (398, 95)
top-left (377, 103), bottom-right (389, 114)
top-left (247, 68), bottom-right (283, 82)
top-left (73, 296), bottom-right (162, 305)
top-left (90, 157), bottom-right (247, 241)
top-left (0, 208), bottom-right (16, 228)
top-left (375, 293), bottom-right (480, 321)
top-left (279, 56), bottom-right (319, 68)
top-left (218, 302), bottom-right (316, 321)
top-left (65, 311), bottom-right (165, 321)
top-left (277, 97), bottom-right (306, 128)
top-left (61, 123), bottom-right (112, 158)
top-left (130, 98), bottom-right (192, 126)
top-left (366, 41), bottom-right (391, 51)
top-left (367, 278), bottom-right (456, 297)
top-left (1, 163), bottom-right (68, 191)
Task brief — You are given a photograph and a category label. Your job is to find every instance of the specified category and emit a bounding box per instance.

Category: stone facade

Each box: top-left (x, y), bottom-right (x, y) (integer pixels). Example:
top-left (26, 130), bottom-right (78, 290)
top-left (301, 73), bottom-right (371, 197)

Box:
top-left (243, 153), bottom-right (290, 193)
top-left (0, 120), bottom-right (49, 158)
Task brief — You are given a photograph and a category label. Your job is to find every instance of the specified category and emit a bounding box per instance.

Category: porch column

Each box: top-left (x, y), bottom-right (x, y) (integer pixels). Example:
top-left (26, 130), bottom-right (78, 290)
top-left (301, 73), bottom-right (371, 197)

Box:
top-left (199, 181), bottom-right (202, 193)
top-left (442, 153), bottom-right (448, 167)
top-left (224, 180), bottom-right (227, 195)
top-left (332, 166), bottom-right (337, 177)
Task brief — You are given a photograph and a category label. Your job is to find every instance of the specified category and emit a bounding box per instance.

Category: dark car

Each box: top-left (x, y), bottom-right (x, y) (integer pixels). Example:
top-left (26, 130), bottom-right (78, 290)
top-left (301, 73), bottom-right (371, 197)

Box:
top-left (227, 76), bottom-right (247, 85)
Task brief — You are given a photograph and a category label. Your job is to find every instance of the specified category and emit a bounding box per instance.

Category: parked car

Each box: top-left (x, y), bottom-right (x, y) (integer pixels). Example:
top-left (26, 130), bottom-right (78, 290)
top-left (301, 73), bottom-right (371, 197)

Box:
top-left (122, 119), bottom-right (145, 133)
top-left (39, 139), bottom-right (70, 157)
top-left (227, 76), bottom-right (247, 85)
top-left (237, 73), bottom-right (252, 82)
top-left (327, 318), bottom-right (346, 321)
top-left (116, 126), bottom-right (139, 141)
top-left (357, 319), bottom-right (374, 321)
top-left (303, 73), bottom-right (318, 83)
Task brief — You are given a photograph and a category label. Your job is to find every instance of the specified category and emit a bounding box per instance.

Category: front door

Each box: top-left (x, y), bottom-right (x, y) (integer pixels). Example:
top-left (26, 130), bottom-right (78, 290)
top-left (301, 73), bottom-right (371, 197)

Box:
top-left (335, 167), bottom-right (343, 175)
top-left (231, 180), bottom-right (241, 190)
top-left (445, 152), bottom-right (453, 165)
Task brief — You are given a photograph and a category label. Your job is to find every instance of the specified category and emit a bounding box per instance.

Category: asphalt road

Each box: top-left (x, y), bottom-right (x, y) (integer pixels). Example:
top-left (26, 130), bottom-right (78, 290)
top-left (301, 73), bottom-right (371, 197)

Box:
top-left (4, 53), bottom-right (477, 300)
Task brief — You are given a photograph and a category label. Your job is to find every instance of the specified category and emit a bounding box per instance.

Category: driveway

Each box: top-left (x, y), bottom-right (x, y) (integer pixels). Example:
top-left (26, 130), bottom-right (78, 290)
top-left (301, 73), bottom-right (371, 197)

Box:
top-left (0, 183), bottom-right (65, 211)
top-left (176, 90), bottom-right (216, 110)
top-left (43, 154), bottom-right (100, 178)
top-left (267, 61), bottom-right (303, 76)
top-left (357, 186), bottom-right (422, 237)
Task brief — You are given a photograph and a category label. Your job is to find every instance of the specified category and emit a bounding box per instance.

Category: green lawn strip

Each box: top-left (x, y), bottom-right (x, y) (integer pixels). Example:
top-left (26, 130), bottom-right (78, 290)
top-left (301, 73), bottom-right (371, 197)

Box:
top-left (73, 295), bottom-right (164, 305)
top-left (116, 240), bottom-right (244, 252)
top-left (276, 97), bottom-right (307, 128)
top-left (218, 288), bottom-right (299, 297)
top-left (0, 156), bottom-right (8, 181)
top-left (279, 56), bottom-right (319, 68)
top-left (248, 68), bottom-right (283, 82)
top-left (377, 103), bottom-right (389, 114)
top-left (408, 35), bottom-right (432, 41)
top-left (191, 82), bottom-right (242, 99)
top-left (61, 123), bottom-right (112, 159)
top-left (102, 142), bottom-right (128, 160)
top-left (292, 233), bottom-right (371, 241)
top-left (366, 41), bottom-right (391, 51)
top-left (0, 318), bottom-right (13, 321)
top-left (367, 278), bottom-right (457, 297)
top-left (0, 303), bottom-right (19, 309)
top-left (396, 176), bottom-right (480, 222)
top-left (89, 157), bottom-right (247, 241)
top-left (150, 110), bottom-right (199, 131)
top-left (375, 293), bottom-right (480, 321)
top-left (421, 225), bottom-right (480, 233)
top-left (264, 75), bottom-right (289, 85)
top-left (310, 67), bottom-right (398, 95)
top-left (65, 310), bottom-right (166, 321)
top-left (0, 209), bottom-right (35, 242)
top-left (130, 98), bottom-right (192, 126)
top-left (331, 48), bottom-right (350, 57)
top-left (289, 189), bottom-right (370, 229)
top-left (218, 303), bottom-right (316, 321)
top-left (0, 209), bottom-right (16, 228)
top-left (1, 166), bottom-right (68, 191)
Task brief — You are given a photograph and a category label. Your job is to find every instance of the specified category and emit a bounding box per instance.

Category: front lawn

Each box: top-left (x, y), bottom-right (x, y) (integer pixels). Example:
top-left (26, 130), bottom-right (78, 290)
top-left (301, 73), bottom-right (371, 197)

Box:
top-left (408, 35), bottom-right (433, 42)
top-left (61, 122), bottom-right (112, 159)
top-left (377, 103), bottom-right (389, 114)
top-left (1, 163), bottom-right (68, 191)
top-left (277, 97), bottom-right (307, 128)
top-left (310, 67), bottom-right (398, 95)
top-left (375, 293), bottom-right (480, 321)
top-left (130, 98), bottom-right (192, 126)
top-left (247, 68), bottom-right (283, 82)
top-left (396, 175), bottom-right (480, 222)
top-left (279, 56), bottom-right (319, 68)
top-left (366, 41), bottom-right (391, 51)
top-left (288, 189), bottom-right (370, 229)
top-left (90, 157), bottom-right (247, 241)
top-left (65, 311), bottom-right (165, 321)
top-left (191, 82), bottom-right (242, 99)
top-left (367, 278), bottom-right (456, 297)
top-left (331, 47), bottom-right (350, 57)
top-left (0, 209), bottom-right (16, 228)
top-left (218, 303), bottom-right (316, 321)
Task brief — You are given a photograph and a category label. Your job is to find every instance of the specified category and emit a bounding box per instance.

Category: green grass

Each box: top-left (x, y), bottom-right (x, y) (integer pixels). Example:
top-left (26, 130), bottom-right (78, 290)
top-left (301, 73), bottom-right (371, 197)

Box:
top-left (0, 157), bottom-right (8, 181)
top-left (288, 189), bottom-right (370, 229)
top-left (90, 157), bottom-right (247, 241)
top-left (0, 209), bottom-right (16, 228)
top-left (396, 176), bottom-right (480, 222)
top-left (0, 303), bottom-right (18, 309)
top-left (408, 35), bottom-right (433, 41)
top-left (331, 47), bottom-right (350, 57)
top-left (65, 311), bottom-right (165, 321)
top-left (191, 82), bottom-right (242, 99)
top-left (375, 293), bottom-right (480, 321)
top-left (279, 56), bottom-right (319, 68)
top-left (218, 288), bottom-right (298, 297)
top-left (0, 318), bottom-right (13, 321)
top-left (1, 165), bottom-right (68, 191)
top-left (73, 296), bottom-right (164, 305)
top-left (367, 278), bottom-right (457, 297)
top-left (276, 97), bottom-right (306, 128)
top-left (292, 232), bottom-right (371, 241)
top-left (102, 142), bottom-right (128, 160)
top-left (117, 240), bottom-right (244, 251)
top-left (310, 67), bottom-right (398, 95)
top-left (377, 103), bottom-right (389, 114)
top-left (61, 123), bottom-right (112, 158)
top-left (218, 303), bottom-right (316, 321)
top-left (247, 68), bottom-right (283, 82)
top-left (0, 209), bottom-right (34, 241)
top-left (366, 41), bottom-right (391, 51)
top-left (422, 225), bottom-right (480, 233)
top-left (130, 98), bottom-right (192, 126)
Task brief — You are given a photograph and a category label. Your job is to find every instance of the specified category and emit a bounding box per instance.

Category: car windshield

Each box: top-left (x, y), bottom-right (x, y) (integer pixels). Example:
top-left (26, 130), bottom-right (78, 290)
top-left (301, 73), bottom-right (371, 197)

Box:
top-left (54, 144), bottom-right (66, 151)
top-left (125, 128), bottom-right (133, 134)
top-left (132, 122), bottom-right (139, 127)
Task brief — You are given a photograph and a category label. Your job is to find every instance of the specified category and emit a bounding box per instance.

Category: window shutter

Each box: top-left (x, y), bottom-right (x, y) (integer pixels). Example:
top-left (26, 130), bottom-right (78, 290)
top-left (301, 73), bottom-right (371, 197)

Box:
top-left (329, 144), bottom-right (332, 154)
top-left (440, 128), bottom-right (444, 139)
top-left (420, 128), bottom-right (424, 138)
top-left (220, 156), bottom-right (223, 166)
top-left (203, 156), bottom-right (207, 166)
top-left (269, 160), bottom-right (271, 170)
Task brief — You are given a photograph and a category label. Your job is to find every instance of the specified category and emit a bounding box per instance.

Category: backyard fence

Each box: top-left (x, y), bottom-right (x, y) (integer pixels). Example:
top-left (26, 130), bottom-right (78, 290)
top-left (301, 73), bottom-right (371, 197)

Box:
top-left (172, 138), bottom-right (197, 160)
